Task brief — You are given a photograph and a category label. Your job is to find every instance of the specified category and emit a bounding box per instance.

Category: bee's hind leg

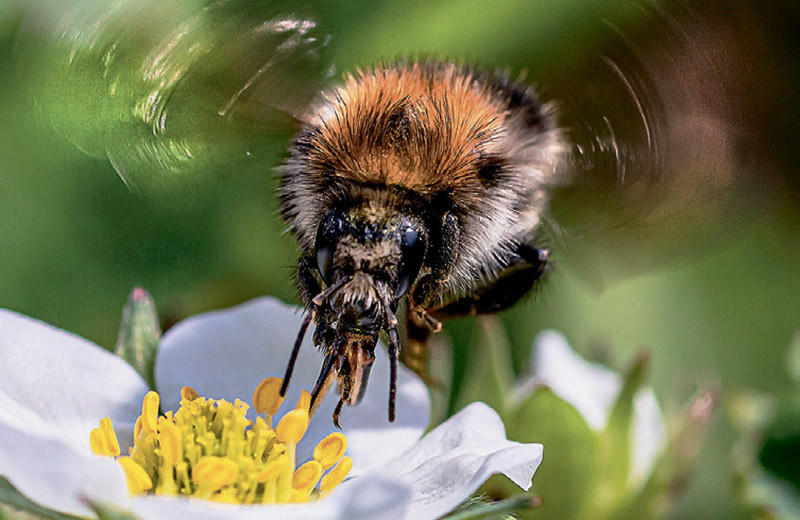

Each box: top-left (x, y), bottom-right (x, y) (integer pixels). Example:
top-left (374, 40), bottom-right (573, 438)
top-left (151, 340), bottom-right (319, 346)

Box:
top-left (433, 243), bottom-right (548, 319)
top-left (403, 243), bottom-right (548, 383)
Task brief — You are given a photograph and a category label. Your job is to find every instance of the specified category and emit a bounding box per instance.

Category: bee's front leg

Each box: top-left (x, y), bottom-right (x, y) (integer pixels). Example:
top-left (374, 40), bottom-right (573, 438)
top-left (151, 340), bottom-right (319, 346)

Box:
top-left (295, 254), bottom-right (323, 308)
top-left (408, 212), bottom-right (461, 331)
top-left (281, 254), bottom-right (331, 398)
top-left (404, 212), bottom-right (460, 382)
top-left (296, 254), bottom-right (341, 358)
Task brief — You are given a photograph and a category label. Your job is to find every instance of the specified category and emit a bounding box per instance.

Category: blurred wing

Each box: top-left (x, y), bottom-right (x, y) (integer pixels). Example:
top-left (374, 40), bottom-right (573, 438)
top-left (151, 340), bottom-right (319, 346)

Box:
top-left (539, 1), bottom-right (790, 284)
top-left (18, 0), bottom-right (333, 194)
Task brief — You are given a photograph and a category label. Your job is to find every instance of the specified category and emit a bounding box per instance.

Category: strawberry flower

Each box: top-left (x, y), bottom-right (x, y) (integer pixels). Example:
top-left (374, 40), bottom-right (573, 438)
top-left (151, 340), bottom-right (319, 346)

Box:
top-left (0, 297), bottom-right (542, 519)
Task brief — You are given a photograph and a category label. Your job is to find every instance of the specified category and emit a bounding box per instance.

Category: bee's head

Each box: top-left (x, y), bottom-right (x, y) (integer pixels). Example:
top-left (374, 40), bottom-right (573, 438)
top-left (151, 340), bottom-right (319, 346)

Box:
top-left (314, 203), bottom-right (427, 330)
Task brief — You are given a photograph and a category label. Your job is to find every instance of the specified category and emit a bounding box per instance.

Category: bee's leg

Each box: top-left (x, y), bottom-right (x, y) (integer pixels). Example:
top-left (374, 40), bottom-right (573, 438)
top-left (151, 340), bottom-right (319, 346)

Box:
top-left (282, 255), bottom-right (349, 397)
top-left (404, 212), bottom-right (460, 381)
top-left (332, 398), bottom-right (345, 429)
top-left (403, 318), bottom-right (441, 385)
top-left (433, 244), bottom-right (548, 319)
top-left (295, 254), bottom-right (323, 306)
top-left (408, 212), bottom-right (461, 330)
top-left (309, 351), bottom-right (337, 417)
top-left (404, 244), bottom-right (548, 382)
top-left (280, 256), bottom-right (321, 396)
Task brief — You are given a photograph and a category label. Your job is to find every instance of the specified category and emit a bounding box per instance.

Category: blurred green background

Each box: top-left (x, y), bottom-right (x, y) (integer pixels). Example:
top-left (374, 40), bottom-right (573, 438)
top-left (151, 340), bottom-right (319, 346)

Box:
top-left (0, 0), bottom-right (797, 518)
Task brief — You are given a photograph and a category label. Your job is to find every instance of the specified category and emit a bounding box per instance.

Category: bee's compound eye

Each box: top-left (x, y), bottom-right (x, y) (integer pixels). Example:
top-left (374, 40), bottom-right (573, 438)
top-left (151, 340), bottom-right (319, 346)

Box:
top-left (395, 225), bottom-right (426, 298)
top-left (322, 211), bottom-right (346, 239)
top-left (400, 227), bottom-right (419, 250)
top-left (315, 210), bottom-right (347, 284)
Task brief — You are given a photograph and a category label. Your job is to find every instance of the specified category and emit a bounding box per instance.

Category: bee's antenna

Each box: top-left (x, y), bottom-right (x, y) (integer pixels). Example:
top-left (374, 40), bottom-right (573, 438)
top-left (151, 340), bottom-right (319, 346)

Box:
top-left (387, 330), bottom-right (399, 423)
top-left (378, 285), bottom-right (400, 423)
top-left (280, 277), bottom-right (349, 397)
top-left (280, 309), bottom-right (315, 397)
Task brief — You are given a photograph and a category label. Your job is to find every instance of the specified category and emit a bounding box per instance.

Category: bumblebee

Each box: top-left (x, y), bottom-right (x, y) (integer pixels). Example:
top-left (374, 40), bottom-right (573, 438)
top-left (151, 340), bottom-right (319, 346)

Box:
top-left (24, 0), bottom-right (780, 427)
top-left (277, 62), bottom-right (561, 425)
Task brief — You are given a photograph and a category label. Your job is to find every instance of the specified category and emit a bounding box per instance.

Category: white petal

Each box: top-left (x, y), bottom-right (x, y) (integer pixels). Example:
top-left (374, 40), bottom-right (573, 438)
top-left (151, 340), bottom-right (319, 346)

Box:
top-left (128, 473), bottom-right (411, 520)
top-left (530, 330), bottom-right (665, 485)
top-left (373, 402), bottom-right (543, 520)
top-left (630, 389), bottom-right (665, 484)
top-left (530, 330), bottom-right (619, 430)
top-left (0, 421), bottom-right (130, 517)
top-left (155, 297), bottom-right (430, 474)
top-left (0, 309), bottom-right (148, 452)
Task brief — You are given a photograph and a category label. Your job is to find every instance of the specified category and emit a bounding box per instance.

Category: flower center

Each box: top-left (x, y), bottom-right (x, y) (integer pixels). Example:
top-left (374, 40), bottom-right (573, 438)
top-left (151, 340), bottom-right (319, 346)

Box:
top-left (90, 378), bottom-right (352, 504)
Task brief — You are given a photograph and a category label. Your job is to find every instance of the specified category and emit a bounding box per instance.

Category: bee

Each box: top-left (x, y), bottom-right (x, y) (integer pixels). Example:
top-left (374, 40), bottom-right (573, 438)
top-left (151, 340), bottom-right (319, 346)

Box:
top-left (24, 0), bottom-right (785, 427)
top-left (277, 62), bottom-right (560, 425)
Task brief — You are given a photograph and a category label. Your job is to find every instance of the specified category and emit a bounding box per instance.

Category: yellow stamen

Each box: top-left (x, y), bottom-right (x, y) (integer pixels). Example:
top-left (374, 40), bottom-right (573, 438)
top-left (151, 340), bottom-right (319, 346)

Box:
top-left (89, 382), bottom-right (351, 505)
top-left (180, 386), bottom-right (200, 401)
top-left (292, 460), bottom-right (323, 492)
top-left (295, 389), bottom-right (312, 412)
top-left (211, 488), bottom-right (239, 504)
top-left (157, 420), bottom-right (182, 466)
top-left (133, 415), bottom-right (143, 440)
top-left (89, 417), bottom-right (120, 457)
top-left (117, 456), bottom-right (153, 495)
top-left (192, 456), bottom-right (239, 495)
top-left (141, 391), bottom-right (159, 434)
top-left (212, 488), bottom-right (239, 503)
top-left (100, 418), bottom-right (120, 457)
top-left (275, 409), bottom-right (309, 445)
top-left (257, 454), bottom-right (288, 482)
top-left (313, 432), bottom-right (347, 469)
top-left (320, 456), bottom-right (353, 493)
top-left (89, 429), bottom-right (106, 455)
top-left (290, 488), bottom-right (310, 503)
top-left (253, 377), bottom-right (285, 415)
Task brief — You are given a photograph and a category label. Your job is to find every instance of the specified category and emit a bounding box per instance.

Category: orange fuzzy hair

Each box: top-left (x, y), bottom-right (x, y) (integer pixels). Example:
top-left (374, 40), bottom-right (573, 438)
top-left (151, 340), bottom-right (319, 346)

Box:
top-left (303, 62), bottom-right (510, 192)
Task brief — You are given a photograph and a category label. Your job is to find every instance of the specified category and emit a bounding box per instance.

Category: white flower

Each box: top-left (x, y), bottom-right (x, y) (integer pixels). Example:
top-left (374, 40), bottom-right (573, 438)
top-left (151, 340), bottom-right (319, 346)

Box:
top-left (526, 330), bottom-right (664, 485)
top-left (0, 297), bottom-right (543, 519)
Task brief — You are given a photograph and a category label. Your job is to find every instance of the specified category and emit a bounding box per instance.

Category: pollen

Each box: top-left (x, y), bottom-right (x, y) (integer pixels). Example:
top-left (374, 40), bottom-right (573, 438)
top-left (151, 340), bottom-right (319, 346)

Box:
top-left (276, 409), bottom-right (310, 445)
top-left (90, 417), bottom-right (120, 457)
top-left (117, 456), bottom-right (152, 494)
top-left (252, 377), bottom-right (285, 416)
top-left (292, 460), bottom-right (323, 492)
top-left (90, 379), bottom-right (352, 504)
top-left (313, 432), bottom-right (347, 469)
top-left (320, 456), bottom-right (353, 493)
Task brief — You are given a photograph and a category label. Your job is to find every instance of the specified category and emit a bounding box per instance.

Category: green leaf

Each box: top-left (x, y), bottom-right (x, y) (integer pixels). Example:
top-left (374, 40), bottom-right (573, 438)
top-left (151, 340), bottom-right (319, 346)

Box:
top-left (758, 394), bottom-right (800, 496)
top-left (483, 387), bottom-right (597, 520)
top-left (594, 351), bottom-right (649, 514)
top-left (115, 287), bottom-right (161, 389)
top-left (609, 391), bottom-right (716, 520)
top-left (0, 477), bottom-right (81, 520)
top-left (455, 316), bottom-right (515, 416)
top-left (728, 389), bottom-right (800, 519)
top-left (443, 495), bottom-right (540, 520)
top-left (788, 331), bottom-right (800, 387)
